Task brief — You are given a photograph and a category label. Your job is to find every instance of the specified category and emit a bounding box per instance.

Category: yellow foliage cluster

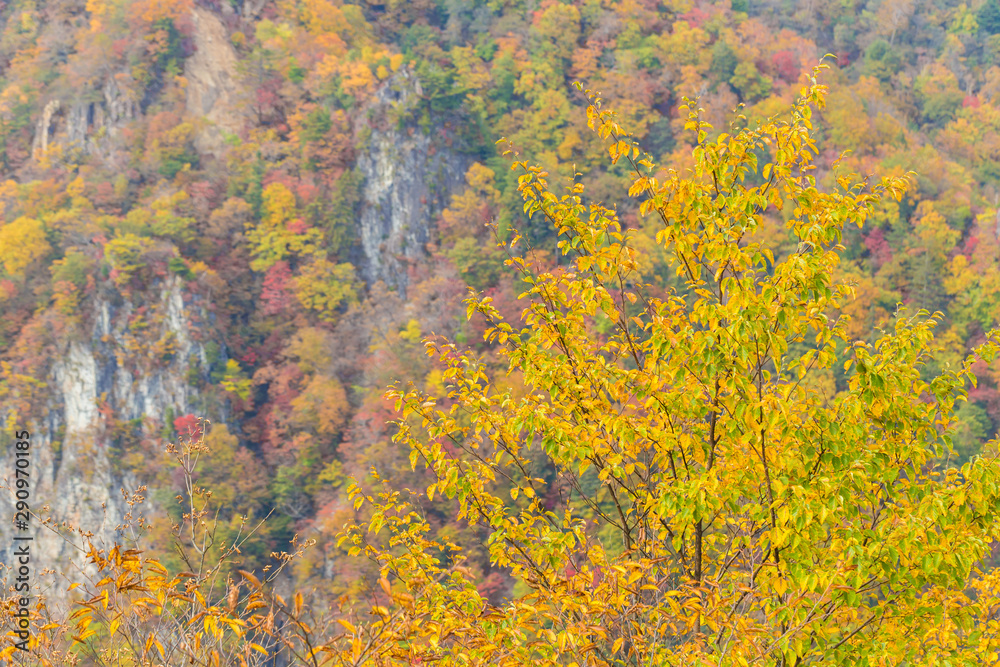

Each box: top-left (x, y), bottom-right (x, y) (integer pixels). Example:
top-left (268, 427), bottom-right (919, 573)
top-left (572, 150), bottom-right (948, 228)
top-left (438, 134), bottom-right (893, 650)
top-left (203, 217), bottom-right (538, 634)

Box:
top-left (0, 217), bottom-right (50, 279)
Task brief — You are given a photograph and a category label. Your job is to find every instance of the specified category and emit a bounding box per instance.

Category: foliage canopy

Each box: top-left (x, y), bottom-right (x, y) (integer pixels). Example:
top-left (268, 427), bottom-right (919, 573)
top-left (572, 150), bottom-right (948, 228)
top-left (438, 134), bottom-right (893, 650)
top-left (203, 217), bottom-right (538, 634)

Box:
top-left (343, 68), bottom-right (1000, 665)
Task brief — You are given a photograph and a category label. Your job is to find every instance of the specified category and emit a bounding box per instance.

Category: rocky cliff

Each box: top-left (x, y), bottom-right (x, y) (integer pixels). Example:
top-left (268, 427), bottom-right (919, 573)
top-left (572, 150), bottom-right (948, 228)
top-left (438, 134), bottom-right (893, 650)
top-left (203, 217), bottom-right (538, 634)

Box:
top-left (357, 70), bottom-right (468, 296)
top-left (31, 7), bottom-right (241, 162)
top-left (31, 77), bottom-right (138, 161)
top-left (184, 7), bottom-right (244, 157)
top-left (0, 277), bottom-right (208, 594)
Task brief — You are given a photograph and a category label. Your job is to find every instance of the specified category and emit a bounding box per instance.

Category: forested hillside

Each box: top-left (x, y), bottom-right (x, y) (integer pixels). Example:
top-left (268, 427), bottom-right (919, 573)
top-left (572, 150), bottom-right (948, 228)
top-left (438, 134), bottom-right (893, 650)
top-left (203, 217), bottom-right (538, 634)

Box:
top-left (4, 0), bottom-right (1000, 647)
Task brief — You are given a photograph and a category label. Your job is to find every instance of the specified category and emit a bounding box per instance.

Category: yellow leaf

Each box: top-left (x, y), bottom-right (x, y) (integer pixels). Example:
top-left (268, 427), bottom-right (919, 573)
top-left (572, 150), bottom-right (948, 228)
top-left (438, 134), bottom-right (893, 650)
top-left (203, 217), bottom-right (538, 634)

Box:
top-left (239, 570), bottom-right (262, 589)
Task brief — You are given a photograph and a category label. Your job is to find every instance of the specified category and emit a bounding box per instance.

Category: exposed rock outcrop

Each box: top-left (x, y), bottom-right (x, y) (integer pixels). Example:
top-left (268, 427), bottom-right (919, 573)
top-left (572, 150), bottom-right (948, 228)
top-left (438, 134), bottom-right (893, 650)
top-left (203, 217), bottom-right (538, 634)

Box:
top-left (184, 8), bottom-right (244, 156)
top-left (31, 100), bottom-right (60, 159)
top-left (357, 70), bottom-right (469, 296)
top-left (0, 278), bottom-right (207, 594)
top-left (32, 76), bottom-right (138, 159)
top-left (31, 7), bottom-right (238, 161)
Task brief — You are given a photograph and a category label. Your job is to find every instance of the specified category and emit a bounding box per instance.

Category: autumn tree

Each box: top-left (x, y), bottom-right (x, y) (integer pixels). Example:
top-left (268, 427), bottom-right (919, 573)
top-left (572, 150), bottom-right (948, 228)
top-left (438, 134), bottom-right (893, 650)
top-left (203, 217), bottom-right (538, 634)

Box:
top-left (337, 69), bottom-right (1000, 665)
top-left (0, 216), bottom-right (50, 280)
top-left (246, 182), bottom-right (322, 271)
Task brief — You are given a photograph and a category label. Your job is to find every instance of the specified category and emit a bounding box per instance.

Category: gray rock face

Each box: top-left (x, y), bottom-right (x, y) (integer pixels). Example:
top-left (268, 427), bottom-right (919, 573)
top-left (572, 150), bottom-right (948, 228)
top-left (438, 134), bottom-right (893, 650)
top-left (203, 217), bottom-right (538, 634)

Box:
top-left (103, 77), bottom-right (139, 129)
top-left (357, 70), bottom-right (468, 296)
top-left (32, 6), bottom-right (237, 161)
top-left (0, 277), bottom-right (205, 596)
top-left (31, 99), bottom-right (60, 159)
top-left (184, 7), bottom-right (244, 157)
top-left (32, 76), bottom-right (138, 160)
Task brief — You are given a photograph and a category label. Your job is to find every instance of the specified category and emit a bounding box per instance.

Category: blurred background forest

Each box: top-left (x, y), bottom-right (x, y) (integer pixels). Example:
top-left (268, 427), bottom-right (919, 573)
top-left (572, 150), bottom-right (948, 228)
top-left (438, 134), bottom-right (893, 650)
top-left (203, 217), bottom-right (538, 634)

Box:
top-left (2, 0), bottom-right (1000, 605)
